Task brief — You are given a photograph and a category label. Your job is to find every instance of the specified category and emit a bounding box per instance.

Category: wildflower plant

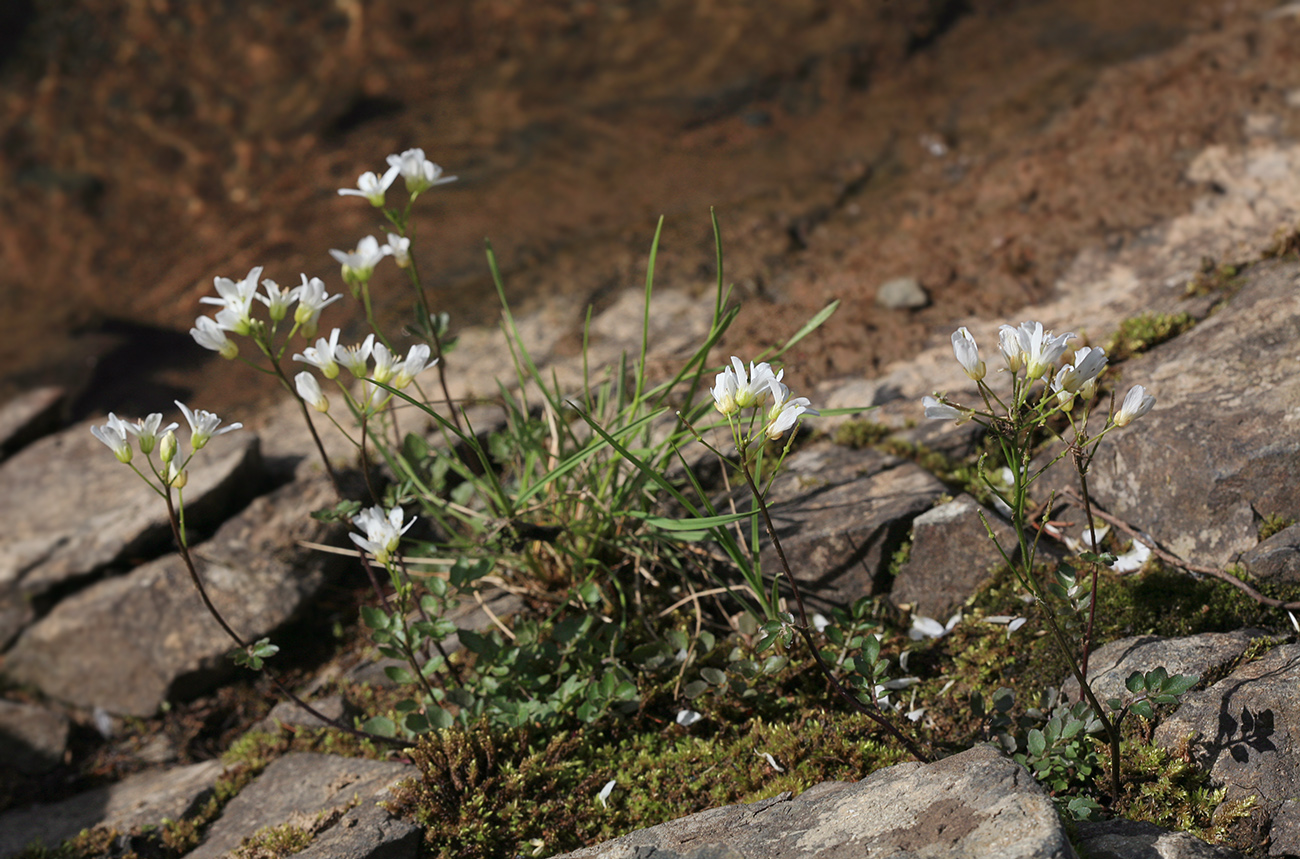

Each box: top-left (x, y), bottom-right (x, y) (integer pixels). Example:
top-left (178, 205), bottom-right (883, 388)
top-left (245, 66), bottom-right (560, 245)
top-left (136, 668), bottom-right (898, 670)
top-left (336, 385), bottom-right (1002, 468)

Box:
top-left (923, 322), bottom-right (1195, 805)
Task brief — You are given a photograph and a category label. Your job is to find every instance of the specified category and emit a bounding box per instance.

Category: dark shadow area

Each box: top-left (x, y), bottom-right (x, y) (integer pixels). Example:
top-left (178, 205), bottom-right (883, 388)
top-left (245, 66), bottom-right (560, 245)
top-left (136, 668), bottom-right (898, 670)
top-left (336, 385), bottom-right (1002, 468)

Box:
top-left (68, 319), bottom-right (207, 421)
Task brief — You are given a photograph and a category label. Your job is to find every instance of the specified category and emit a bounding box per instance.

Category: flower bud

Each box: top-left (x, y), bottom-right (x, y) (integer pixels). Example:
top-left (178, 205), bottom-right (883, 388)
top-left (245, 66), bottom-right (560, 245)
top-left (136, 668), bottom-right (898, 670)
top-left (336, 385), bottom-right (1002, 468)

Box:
top-left (159, 430), bottom-right (178, 464)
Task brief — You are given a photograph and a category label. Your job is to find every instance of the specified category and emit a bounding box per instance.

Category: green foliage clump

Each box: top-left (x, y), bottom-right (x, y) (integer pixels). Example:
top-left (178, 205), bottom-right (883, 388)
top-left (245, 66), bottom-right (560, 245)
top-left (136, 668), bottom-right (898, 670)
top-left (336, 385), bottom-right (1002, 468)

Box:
top-left (231, 823), bottom-right (315, 859)
top-left (1105, 312), bottom-right (1197, 361)
top-left (832, 419), bottom-right (891, 449)
top-left (1257, 512), bottom-right (1295, 541)
top-left (1184, 256), bottom-right (1247, 297)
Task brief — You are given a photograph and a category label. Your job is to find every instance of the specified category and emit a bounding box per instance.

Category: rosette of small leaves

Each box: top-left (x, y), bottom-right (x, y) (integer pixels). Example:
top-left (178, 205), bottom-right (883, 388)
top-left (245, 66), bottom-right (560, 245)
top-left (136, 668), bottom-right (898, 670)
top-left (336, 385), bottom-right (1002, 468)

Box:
top-left (1109, 667), bottom-right (1199, 722)
top-left (231, 638), bottom-right (280, 671)
top-left (1048, 552), bottom-right (1116, 614)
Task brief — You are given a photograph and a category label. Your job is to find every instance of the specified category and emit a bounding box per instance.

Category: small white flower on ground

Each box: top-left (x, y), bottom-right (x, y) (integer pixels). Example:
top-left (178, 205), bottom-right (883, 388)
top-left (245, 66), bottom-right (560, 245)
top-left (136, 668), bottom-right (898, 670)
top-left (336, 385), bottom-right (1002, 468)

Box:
top-left (1114, 384), bottom-right (1156, 427)
top-left (90, 414), bottom-right (133, 463)
top-left (293, 329), bottom-right (342, 379)
top-left (757, 751), bottom-right (785, 772)
top-left (879, 677), bottom-right (920, 690)
top-left (675, 709), bottom-right (702, 727)
top-left (907, 707), bottom-right (926, 722)
top-left (335, 334), bottom-right (376, 378)
top-left (329, 236), bottom-right (389, 286)
top-left (910, 612), bottom-right (961, 640)
top-left (292, 275), bottom-right (342, 339)
top-left (597, 779), bottom-right (616, 808)
top-left (191, 316), bottom-right (239, 359)
top-left (386, 148), bottom-right (456, 196)
top-left (1110, 540), bottom-right (1151, 573)
top-left (985, 615), bottom-right (1028, 638)
top-left (922, 395), bottom-right (963, 421)
top-left (811, 613), bottom-right (830, 633)
top-left (175, 401), bottom-right (242, 451)
top-left (350, 505), bottom-right (416, 566)
top-left (383, 232), bottom-right (412, 268)
top-left (126, 413), bottom-right (178, 455)
top-left (200, 267), bottom-right (262, 335)
top-left (951, 327), bottom-right (985, 381)
top-left (392, 344), bottom-right (436, 389)
top-left (763, 379), bottom-right (818, 440)
top-left (337, 168), bottom-right (400, 206)
top-left (294, 372), bottom-right (329, 413)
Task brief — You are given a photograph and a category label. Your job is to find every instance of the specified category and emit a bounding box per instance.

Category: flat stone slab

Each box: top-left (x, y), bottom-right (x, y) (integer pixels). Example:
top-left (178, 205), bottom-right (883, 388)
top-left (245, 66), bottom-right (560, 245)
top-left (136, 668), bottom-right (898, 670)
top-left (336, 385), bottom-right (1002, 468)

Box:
top-left (754, 443), bottom-right (946, 610)
top-left (0, 759), bottom-right (224, 859)
top-left (1155, 643), bottom-right (1300, 810)
top-left (0, 386), bottom-right (63, 460)
top-left (185, 752), bottom-right (418, 859)
top-left (0, 417), bottom-right (263, 647)
top-left (892, 493), bottom-right (1017, 619)
top-left (0, 698), bottom-right (70, 775)
top-left (1074, 819), bottom-right (1243, 859)
top-left (3, 475), bottom-right (341, 715)
top-left (552, 744), bottom-right (1075, 859)
top-left (1061, 630), bottom-right (1262, 710)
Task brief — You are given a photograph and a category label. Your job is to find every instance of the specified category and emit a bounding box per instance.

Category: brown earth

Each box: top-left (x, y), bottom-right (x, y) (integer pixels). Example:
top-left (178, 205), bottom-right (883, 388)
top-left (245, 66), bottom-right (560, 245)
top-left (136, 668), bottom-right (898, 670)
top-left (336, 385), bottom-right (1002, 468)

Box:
top-left (1, 0), bottom-right (1296, 421)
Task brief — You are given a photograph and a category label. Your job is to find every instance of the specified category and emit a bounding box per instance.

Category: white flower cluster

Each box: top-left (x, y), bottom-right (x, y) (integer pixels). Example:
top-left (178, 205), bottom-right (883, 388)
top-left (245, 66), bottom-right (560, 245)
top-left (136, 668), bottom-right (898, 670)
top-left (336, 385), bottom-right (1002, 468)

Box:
top-left (337, 147), bottom-right (456, 207)
top-left (190, 268), bottom-right (344, 358)
top-left (926, 321), bottom-right (1155, 427)
top-left (291, 330), bottom-right (438, 414)
top-left (349, 504), bottom-right (416, 566)
top-left (90, 402), bottom-right (240, 488)
top-left (710, 357), bottom-right (819, 440)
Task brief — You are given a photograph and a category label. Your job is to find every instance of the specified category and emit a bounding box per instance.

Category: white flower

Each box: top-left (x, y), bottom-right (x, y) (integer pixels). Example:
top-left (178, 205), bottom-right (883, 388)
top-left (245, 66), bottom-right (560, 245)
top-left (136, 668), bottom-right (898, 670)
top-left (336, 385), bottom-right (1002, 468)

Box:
top-left (922, 395), bottom-right (963, 421)
top-left (763, 379), bottom-right (818, 440)
top-left (383, 233), bottom-right (411, 268)
top-left (985, 615), bottom-right (1028, 639)
top-left (175, 400), bottom-right (242, 451)
top-left (329, 236), bottom-right (389, 287)
top-left (675, 709), bottom-right (703, 727)
top-left (1110, 540), bottom-right (1151, 573)
top-left (337, 168), bottom-right (400, 206)
top-left (126, 413), bottom-right (178, 455)
top-left (391, 344), bottom-right (437, 389)
top-left (951, 327), bottom-right (985, 381)
top-left (90, 413), bottom-right (133, 463)
top-left (255, 278), bottom-right (293, 323)
top-left (191, 316), bottom-right (238, 359)
top-left (730, 357), bottom-right (779, 409)
top-left (292, 329), bottom-right (341, 379)
top-left (335, 333), bottom-right (375, 378)
top-left (711, 365), bottom-right (740, 416)
top-left (291, 275), bottom-right (342, 339)
top-left (811, 613), bottom-right (830, 633)
top-left (385, 148), bottom-right (456, 196)
top-left (294, 371), bottom-right (329, 413)
top-left (1114, 384), bottom-right (1156, 427)
top-left (909, 612), bottom-right (961, 640)
top-left (349, 504), bottom-right (416, 565)
top-left (998, 326), bottom-right (1024, 373)
top-left (1052, 346), bottom-right (1108, 405)
top-left (597, 779), bottom-right (616, 809)
top-left (370, 342), bottom-right (398, 384)
top-left (1006, 321), bottom-right (1076, 381)
top-left (756, 751), bottom-right (785, 772)
top-left (199, 267), bottom-right (262, 335)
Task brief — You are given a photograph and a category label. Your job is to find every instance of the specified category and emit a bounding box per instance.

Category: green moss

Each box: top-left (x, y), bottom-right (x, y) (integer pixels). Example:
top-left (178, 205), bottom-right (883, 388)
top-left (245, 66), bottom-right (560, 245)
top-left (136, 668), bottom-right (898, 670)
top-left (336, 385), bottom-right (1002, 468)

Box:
top-left (1257, 513), bottom-right (1295, 542)
top-left (1118, 740), bottom-right (1256, 850)
top-left (387, 707), bottom-right (903, 858)
top-left (1184, 256), bottom-right (1247, 298)
top-left (1105, 312), bottom-right (1197, 362)
top-left (833, 419), bottom-right (891, 449)
top-left (231, 823), bottom-right (315, 859)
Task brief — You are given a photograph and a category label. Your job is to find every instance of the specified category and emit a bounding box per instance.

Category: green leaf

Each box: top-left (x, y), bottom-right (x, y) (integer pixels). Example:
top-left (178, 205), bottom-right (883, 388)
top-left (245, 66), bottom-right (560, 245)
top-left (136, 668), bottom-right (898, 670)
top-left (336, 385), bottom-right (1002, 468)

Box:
top-left (1126, 671), bottom-right (1146, 695)
top-left (1162, 673), bottom-right (1199, 696)
top-left (360, 606), bottom-right (390, 631)
top-left (633, 510), bottom-right (756, 531)
top-left (683, 680), bottom-right (709, 699)
top-left (428, 707), bottom-right (454, 730)
top-left (993, 687), bottom-right (1016, 713)
top-left (361, 716), bottom-right (396, 737)
top-left (700, 667), bottom-right (728, 686)
top-left (1026, 728), bottom-right (1047, 758)
top-left (384, 666), bottom-right (415, 685)
top-left (1131, 701), bottom-right (1154, 720)
top-left (578, 581), bottom-right (603, 606)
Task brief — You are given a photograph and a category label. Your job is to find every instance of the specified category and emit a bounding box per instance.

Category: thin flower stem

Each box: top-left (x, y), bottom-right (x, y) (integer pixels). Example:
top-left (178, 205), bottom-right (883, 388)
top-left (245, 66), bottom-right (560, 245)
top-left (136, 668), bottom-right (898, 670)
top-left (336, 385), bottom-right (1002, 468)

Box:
top-left (163, 494), bottom-right (410, 747)
top-left (738, 456), bottom-right (930, 763)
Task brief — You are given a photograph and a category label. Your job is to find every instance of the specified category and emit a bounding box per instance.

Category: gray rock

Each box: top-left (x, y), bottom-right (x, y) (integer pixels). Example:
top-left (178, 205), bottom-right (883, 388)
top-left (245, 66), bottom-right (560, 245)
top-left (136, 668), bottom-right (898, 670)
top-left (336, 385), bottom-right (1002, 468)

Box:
top-left (1267, 799), bottom-right (1300, 857)
top-left (0, 418), bottom-right (263, 647)
top-left (892, 493), bottom-right (1017, 619)
top-left (1240, 523), bottom-right (1300, 584)
top-left (253, 693), bottom-right (353, 734)
top-left (0, 759), bottom-right (224, 859)
top-left (1061, 631), bottom-right (1262, 710)
top-left (3, 475), bottom-right (342, 715)
top-left (551, 744), bottom-right (1075, 859)
top-left (1155, 643), bottom-right (1300, 809)
top-left (1077, 262), bottom-right (1300, 568)
top-left (1074, 819), bottom-right (1244, 858)
top-left (0, 698), bottom-right (70, 775)
top-left (185, 752), bottom-right (418, 859)
top-left (754, 443), bottom-right (946, 610)
top-left (876, 276), bottom-right (930, 309)
top-left (0, 386), bottom-right (63, 459)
